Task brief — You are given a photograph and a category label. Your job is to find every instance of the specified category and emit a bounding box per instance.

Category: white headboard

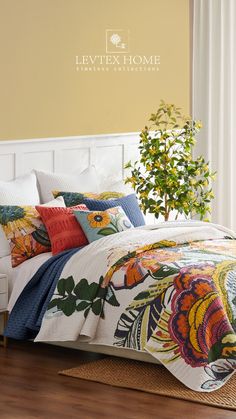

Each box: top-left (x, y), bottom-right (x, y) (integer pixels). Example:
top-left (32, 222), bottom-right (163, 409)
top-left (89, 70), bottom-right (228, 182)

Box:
top-left (0, 132), bottom-right (140, 187)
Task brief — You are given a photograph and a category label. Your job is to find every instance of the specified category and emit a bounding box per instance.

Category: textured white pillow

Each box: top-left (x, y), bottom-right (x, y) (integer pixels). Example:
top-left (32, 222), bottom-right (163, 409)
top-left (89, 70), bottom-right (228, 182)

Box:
top-left (0, 172), bottom-right (40, 206)
top-left (0, 196), bottom-right (65, 258)
top-left (39, 196), bottom-right (66, 208)
top-left (107, 180), bottom-right (134, 195)
top-left (35, 166), bottom-right (100, 203)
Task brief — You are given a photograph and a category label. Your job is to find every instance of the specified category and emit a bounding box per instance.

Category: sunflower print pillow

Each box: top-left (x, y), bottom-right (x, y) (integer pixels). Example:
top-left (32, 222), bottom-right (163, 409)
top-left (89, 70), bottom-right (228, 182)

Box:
top-left (0, 205), bottom-right (50, 267)
top-left (73, 206), bottom-right (133, 243)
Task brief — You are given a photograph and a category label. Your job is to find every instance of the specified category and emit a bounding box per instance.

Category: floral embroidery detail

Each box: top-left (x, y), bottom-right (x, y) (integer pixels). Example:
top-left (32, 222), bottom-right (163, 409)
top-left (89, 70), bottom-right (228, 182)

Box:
top-left (107, 207), bottom-right (120, 215)
top-left (102, 242), bottom-right (181, 289)
top-left (11, 234), bottom-right (49, 267)
top-left (111, 250), bottom-right (161, 289)
top-left (74, 206), bottom-right (133, 243)
top-left (87, 211), bottom-right (111, 228)
top-left (169, 264), bottom-right (236, 367)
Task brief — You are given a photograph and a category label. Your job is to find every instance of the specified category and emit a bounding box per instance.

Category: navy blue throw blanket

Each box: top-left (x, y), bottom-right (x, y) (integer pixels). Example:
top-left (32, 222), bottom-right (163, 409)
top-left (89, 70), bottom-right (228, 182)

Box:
top-left (4, 248), bottom-right (80, 340)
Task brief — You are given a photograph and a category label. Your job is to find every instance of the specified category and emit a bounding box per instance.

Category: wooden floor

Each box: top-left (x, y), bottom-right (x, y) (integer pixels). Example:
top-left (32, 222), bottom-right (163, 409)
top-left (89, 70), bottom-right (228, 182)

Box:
top-left (0, 341), bottom-right (235, 419)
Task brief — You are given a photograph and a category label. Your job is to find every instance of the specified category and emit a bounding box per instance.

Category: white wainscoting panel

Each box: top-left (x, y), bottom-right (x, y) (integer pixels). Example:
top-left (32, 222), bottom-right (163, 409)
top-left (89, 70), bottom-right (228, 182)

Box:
top-left (0, 133), bottom-right (182, 224)
top-left (23, 151), bottom-right (54, 173)
top-left (59, 148), bottom-right (90, 174)
top-left (0, 133), bottom-right (140, 184)
top-left (0, 153), bottom-right (15, 180)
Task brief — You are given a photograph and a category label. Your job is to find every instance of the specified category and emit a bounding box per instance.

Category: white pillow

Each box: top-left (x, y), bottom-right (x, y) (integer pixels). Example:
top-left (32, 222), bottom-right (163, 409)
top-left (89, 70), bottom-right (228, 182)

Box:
top-left (35, 166), bottom-right (100, 203)
top-left (39, 196), bottom-right (65, 208)
top-left (108, 179), bottom-right (135, 195)
top-left (0, 196), bottom-right (65, 258)
top-left (0, 172), bottom-right (40, 205)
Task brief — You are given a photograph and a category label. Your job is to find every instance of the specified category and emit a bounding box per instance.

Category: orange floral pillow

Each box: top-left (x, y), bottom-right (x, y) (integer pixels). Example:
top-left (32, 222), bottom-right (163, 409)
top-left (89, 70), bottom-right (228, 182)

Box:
top-left (0, 205), bottom-right (50, 267)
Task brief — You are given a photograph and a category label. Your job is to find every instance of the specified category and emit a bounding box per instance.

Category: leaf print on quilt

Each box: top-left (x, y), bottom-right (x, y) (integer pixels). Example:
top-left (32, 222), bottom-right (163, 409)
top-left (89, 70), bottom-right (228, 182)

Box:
top-left (114, 266), bottom-right (179, 350)
top-left (47, 275), bottom-right (119, 318)
top-left (201, 359), bottom-right (236, 390)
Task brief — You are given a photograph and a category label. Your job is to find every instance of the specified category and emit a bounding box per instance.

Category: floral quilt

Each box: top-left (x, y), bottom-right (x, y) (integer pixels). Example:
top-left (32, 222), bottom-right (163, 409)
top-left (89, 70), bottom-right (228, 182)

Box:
top-left (34, 222), bottom-right (236, 392)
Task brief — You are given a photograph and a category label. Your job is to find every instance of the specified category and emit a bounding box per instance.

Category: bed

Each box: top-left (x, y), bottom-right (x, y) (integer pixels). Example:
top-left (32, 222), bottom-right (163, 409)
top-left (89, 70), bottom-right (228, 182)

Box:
top-left (0, 132), bottom-right (155, 362)
top-left (0, 134), bottom-right (236, 393)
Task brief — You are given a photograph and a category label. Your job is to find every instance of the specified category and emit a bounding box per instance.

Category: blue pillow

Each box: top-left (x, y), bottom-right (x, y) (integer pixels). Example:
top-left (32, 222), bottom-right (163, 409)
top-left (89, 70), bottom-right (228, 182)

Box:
top-left (83, 194), bottom-right (145, 227)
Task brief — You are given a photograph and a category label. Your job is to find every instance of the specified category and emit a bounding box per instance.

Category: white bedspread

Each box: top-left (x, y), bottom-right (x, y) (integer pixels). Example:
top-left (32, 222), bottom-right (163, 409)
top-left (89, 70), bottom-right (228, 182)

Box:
top-left (7, 252), bottom-right (52, 311)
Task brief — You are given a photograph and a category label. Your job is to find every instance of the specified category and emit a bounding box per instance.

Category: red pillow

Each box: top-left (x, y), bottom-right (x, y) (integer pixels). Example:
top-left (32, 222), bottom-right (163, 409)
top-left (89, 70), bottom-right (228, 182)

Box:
top-left (36, 204), bottom-right (88, 255)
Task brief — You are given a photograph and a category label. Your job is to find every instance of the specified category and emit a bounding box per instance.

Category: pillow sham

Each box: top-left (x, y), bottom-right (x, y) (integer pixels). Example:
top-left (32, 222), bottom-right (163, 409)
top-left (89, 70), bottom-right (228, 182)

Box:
top-left (106, 179), bottom-right (135, 195)
top-left (39, 196), bottom-right (65, 208)
top-left (53, 190), bottom-right (125, 207)
top-left (0, 206), bottom-right (50, 268)
top-left (36, 204), bottom-right (89, 255)
top-left (83, 194), bottom-right (145, 227)
top-left (35, 166), bottom-right (100, 203)
top-left (0, 172), bottom-right (40, 206)
top-left (73, 206), bottom-right (133, 243)
top-left (0, 172), bottom-right (41, 258)
top-left (0, 196), bottom-right (65, 267)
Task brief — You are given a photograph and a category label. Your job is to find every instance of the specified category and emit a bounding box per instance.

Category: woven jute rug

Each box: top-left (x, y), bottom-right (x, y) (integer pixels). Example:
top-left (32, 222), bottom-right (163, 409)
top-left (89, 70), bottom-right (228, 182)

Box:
top-left (59, 357), bottom-right (236, 410)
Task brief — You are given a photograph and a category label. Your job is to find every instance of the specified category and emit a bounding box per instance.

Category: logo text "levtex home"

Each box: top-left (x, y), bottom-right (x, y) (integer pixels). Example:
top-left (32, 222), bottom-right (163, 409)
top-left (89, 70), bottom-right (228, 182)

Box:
top-left (75, 30), bottom-right (161, 73)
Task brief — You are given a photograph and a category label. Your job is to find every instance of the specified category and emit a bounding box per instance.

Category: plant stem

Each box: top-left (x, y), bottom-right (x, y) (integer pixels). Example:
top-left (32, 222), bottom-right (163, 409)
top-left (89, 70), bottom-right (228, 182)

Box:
top-left (164, 194), bottom-right (169, 221)
top-left (164, 127), bottom-right (169, 222)
top-left (175, 211), bottom-right (179, 220)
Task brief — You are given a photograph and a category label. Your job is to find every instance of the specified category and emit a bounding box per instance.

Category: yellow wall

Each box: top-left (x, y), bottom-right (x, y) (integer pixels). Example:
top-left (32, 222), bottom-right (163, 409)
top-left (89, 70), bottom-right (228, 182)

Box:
top-left (0, 0), bottom-right (190, 140)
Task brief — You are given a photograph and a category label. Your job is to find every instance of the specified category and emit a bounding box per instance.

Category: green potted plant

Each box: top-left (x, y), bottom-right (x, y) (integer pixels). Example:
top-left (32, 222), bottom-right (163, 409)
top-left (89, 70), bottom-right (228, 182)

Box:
top-left (125, 100), bottom-right (216, 221)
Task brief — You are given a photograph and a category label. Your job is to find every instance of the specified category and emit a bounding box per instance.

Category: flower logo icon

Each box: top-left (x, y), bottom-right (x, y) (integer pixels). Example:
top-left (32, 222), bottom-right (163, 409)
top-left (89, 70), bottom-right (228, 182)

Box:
top-left (110, 33), bottom-right (126, 49)
top-left (106, 30), bottom-right (129, 53)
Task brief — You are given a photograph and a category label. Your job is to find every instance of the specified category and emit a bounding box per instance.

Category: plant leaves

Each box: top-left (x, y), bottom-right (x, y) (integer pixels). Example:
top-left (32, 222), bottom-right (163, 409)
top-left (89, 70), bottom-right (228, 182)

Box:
top-left (151, 265), bottom-right (179, 279)
top-left (64, 276), bottom-right (75, 294)
top-left (123, 101), bottom-right (215, 221)
top-left (105, 286), bottom-right (120, 306)
top-left (134, 291), bottom-right (150, 301)
top-left (47, 298), bottom-right (62, 310)
top-left (84, 307), bottom-right (90, 318)
top-left (59, 296), bottom-right (76, 316)
top-left (92, 299), bottom-right (103, 316)
top-left (97, 287), bottom-right (107, 299)
top-left (74, 278), bottom-right (91, 300)
top-left (88, 282), bottom-right (99, 300)
top-left (76, 301), bottom-right (91, 311)
top-left (57, 278), bottom-right (67, 296)
top-left (98, 227), bottom-right (116, 236)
